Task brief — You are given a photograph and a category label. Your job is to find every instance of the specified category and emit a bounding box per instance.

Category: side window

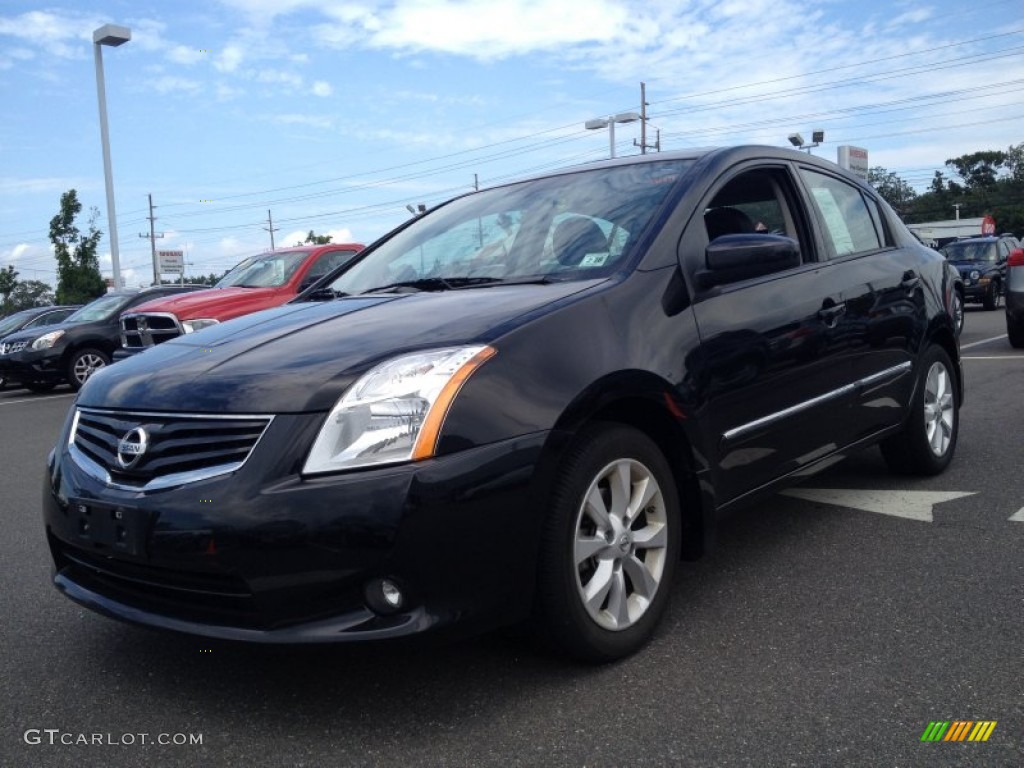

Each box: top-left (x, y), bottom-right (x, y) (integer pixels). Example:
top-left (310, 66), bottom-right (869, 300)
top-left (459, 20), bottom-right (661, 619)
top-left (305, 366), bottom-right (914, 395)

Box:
top-left (703, 167), bottom-right (806, 259)
top-left (799, 170), bottom-right (882, 258)
top-left (307, 250), bottom-right (356, 281)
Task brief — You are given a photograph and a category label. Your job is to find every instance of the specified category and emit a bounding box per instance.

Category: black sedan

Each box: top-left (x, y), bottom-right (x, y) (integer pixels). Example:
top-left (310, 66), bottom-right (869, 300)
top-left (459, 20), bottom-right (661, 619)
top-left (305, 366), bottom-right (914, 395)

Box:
top-left (0, 285), bottom-right (203, 392)
top-left (0, 305), bottom-right (80, 388)
top-left (43, 147), bottom-right (962, 662)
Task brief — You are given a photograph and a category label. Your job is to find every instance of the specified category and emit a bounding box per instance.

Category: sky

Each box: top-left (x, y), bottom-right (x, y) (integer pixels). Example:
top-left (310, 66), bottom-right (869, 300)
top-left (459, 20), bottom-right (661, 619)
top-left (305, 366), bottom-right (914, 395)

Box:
top-left (0, 0), bottom-right (1022, 292)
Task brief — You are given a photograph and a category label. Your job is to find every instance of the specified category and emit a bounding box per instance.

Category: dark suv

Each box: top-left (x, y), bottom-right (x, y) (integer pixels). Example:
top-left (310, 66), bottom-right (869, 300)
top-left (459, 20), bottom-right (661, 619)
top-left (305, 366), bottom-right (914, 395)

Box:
top-left (0, 285), bottom-right (203, 392)
top-left (940, 236), bottom-right (1017, 310)
top-left (43, 147), bottom-right (962, 662)
top-left (0, 306), bottom-right (80, 389)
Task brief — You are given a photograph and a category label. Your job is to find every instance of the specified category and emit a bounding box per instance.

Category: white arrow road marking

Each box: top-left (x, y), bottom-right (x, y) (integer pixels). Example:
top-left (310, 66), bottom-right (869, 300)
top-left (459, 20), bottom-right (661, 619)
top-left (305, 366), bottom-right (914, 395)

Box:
top-left (780, 489), bottom-right (976, 522)
top-left (1009, 508), bottom-right (1024, 522)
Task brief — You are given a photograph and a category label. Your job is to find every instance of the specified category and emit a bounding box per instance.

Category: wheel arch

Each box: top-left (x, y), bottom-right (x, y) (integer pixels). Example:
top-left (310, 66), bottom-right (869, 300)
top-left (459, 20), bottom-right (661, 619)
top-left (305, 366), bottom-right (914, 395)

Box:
top-left (535, 370), bottom-right (711, 561)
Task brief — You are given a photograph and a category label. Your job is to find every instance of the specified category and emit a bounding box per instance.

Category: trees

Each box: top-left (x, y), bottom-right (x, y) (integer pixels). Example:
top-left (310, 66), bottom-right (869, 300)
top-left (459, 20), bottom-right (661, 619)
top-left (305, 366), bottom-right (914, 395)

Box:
top-left (50, 189), bottom-right (106, 305)
top-left (0, 265), bottom-right (17, 310)
top-left (867, 167), bottom-right (917, 213)
top-left (298, 230), bottom-right (332, 245)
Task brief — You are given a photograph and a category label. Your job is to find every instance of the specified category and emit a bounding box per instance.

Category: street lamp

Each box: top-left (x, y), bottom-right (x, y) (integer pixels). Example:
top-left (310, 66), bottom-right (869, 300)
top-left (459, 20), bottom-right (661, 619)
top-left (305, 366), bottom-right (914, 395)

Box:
top-left (585, 111), bottom-right (641, 159)
top-left (788, 129), bottom-right (825, 153)
top-left (93, 23), bottom-right (131, 290)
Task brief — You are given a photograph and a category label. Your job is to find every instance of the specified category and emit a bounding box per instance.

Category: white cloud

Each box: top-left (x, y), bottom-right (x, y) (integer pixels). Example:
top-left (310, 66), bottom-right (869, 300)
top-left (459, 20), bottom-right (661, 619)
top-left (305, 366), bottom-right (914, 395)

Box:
top-left (151, 76), bottom-right (202, 94)
top-left (255, 68), bottom-right (304, 88)
top-left (216, 44), bottom-right (245, 72)
top-left (311, 80), bottom-right (332, 97)
top-left (271, 113), bottom-right (334, 129)
top-left (167, 45), bottom-right (205, 65)
top-left (0, 10), bottom-right (95, 59)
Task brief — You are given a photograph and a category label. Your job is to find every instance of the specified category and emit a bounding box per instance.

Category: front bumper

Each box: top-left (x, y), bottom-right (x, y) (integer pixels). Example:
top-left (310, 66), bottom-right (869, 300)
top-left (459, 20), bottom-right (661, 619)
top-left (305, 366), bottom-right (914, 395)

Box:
top-left (44, 415), bottom-right (550, 643)
top-left (0, 347), bottom-right (63, 385)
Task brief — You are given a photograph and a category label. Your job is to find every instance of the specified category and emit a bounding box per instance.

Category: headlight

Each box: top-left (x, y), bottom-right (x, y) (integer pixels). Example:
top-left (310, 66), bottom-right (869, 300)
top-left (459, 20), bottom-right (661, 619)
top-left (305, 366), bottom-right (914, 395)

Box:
top-left (969, 270), bottom-right (980, 280)
top-left (31, 330), bottom-right (65, 350)
top-left (182, 318), bottom-right (220, 333)
top-left (302, 345), bottom-right (496, 475)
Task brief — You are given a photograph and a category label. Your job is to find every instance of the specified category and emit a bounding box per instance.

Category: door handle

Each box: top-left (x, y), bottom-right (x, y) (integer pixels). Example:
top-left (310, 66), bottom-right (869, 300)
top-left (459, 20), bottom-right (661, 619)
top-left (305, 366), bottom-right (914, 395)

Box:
top-left (900, 271), bottom-right (921, 291)
top-left (817, 302), bottom-right (846, 328)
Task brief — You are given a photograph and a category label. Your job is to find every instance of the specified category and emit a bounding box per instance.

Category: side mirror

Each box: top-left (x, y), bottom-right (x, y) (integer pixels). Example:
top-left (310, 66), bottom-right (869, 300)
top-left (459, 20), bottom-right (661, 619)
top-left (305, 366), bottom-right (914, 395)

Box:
top-left (697, 234), bottom-right (801, 289)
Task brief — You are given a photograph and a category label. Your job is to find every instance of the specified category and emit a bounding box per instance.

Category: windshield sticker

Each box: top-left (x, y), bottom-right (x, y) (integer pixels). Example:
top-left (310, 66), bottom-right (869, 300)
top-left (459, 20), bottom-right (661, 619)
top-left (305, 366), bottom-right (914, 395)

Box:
top-left (579, 253), bottom-right (609, 267)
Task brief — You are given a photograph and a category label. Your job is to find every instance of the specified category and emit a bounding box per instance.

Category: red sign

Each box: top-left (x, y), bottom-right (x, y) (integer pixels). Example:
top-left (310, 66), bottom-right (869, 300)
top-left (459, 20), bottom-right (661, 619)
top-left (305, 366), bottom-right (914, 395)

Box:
top-left (981, 215), bottom-right (996, 235)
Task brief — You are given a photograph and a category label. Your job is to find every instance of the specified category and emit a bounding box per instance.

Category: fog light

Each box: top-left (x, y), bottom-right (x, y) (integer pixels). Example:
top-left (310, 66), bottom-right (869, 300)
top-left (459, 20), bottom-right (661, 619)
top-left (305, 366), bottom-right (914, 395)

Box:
top-left (364, 577), bottom-right (405, 615)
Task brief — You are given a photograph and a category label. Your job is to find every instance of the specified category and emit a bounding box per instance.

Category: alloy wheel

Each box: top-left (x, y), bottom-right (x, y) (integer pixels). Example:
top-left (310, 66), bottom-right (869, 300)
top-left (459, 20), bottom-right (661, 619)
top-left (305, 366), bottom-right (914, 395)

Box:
top-left (573, 458), bottom-right (669, 631)
top-left (73, 353), bottom-right (106, 385)
top-left (923, 361), bottom-right (954, 457)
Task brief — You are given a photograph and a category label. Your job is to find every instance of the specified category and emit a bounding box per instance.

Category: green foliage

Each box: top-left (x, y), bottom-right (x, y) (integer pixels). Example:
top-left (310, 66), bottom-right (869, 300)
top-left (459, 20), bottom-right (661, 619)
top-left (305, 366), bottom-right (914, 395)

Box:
top-left (0, 265), bottom-right (17, 309)
top-left (50, 189), bottom-right (106, 305)
top-left (8, 280), bottom-right (55, 311)
top-left (298, 230), bottom-right (332, 245)
top-left (867, 167), bottom-right (917, 213)
top-left (896, 143), bottom-right (1024, 238)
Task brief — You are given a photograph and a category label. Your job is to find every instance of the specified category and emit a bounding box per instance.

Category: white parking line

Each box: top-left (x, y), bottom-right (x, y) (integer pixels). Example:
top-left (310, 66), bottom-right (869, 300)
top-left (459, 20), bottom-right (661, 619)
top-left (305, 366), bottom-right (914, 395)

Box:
top-left (960, 334), bottom-right (1008, 350)
top-left (0, 394), bottom-right (75, 407)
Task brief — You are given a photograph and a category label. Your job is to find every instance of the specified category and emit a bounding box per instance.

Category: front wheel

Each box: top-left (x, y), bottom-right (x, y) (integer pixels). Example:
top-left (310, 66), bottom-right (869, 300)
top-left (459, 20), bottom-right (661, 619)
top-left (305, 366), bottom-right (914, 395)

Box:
top-left (537, 423), bottom-right (681, 662)
top-left (983, 282), bottom-right (1001, 311)
top-left (952, 289), bottom-right (964, 337)
top-left (880, 346), bottom-right (959, 475)
top-left (67, 348), bottom-right (110, 391)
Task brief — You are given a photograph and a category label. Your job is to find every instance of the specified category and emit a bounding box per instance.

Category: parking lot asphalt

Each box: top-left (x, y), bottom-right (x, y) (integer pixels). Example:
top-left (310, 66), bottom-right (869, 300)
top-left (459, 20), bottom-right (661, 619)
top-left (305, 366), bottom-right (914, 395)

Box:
top-left (1, 307), bottom-right (1022, 767)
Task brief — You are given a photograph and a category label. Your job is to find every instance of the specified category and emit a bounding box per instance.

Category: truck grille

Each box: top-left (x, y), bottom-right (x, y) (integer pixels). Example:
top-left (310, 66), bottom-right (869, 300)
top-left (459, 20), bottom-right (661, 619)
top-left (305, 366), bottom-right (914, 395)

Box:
top-left (121, 313), bottom-right (182, 349)
top-left (71, 408), bottom-right (272, 489)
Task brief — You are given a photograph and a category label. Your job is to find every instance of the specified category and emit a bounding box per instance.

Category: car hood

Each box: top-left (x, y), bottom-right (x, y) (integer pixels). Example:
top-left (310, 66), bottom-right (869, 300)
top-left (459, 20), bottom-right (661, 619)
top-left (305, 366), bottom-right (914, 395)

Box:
top-left (80, 280), bottom-right (604, 413)
top-left (948, 259), bottom-right (996, 272)
top-left (127, 286), bottom-right (288, 319)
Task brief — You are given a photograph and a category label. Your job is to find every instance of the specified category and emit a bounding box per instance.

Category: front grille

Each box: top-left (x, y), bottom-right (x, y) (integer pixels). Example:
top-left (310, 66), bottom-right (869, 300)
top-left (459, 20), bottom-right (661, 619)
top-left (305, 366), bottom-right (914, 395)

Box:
top-left (72, 408), bottom-right (272, 488)
top-left (121, 313), bottom-right (182, 349)
top-left (0, 340), bottom-right (28, 355)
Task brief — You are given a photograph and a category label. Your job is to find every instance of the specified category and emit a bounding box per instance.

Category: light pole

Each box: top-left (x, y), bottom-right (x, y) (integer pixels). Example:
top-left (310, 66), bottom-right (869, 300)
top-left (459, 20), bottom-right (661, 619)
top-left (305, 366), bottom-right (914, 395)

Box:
top-left (787, 129), bottom-right (825, 154)
top-left (585, 112), bottom-right (641, 159)
top-left (93, 23), bottom-right (131, 290)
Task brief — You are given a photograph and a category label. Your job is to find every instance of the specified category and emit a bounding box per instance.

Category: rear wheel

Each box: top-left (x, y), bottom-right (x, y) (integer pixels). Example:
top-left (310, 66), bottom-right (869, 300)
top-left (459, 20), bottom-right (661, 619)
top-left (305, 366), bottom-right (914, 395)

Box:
top-left (67, 348), bottom-right (110, 391)
top-left (1008, 317), bottom-right (1024, 349)
top-left (881, 345), bottom-right (958, 475)
top-left (537, 423), bottom-right (681, 662)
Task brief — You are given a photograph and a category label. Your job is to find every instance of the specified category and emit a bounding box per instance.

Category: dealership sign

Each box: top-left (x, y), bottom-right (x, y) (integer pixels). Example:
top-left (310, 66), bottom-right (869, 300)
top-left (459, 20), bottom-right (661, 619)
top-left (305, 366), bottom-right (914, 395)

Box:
top-left (158, 250), bottom-right (184, 273)
top-left (837, 145), bottom-right (869, 179)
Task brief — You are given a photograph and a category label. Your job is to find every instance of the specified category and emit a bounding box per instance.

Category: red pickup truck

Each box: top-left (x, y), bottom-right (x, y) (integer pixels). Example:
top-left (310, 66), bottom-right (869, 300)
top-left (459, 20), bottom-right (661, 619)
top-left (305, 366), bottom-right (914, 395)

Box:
top-left (119, 243), bottom-right (363, 353)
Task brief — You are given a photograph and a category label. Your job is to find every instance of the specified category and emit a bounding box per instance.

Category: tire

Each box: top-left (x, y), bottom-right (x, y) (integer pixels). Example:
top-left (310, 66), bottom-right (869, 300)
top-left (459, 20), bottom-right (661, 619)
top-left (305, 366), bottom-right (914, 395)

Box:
top-left (24, 381), bottom-right (57, 393)
top-left (67, 348), bottom-right (110, 391)
top-left (880, 345), bottom-right (959, 476)
top-left (982, 282), bottom-right (1001, 311)
top-left (1008, 317), bottom-right (1024, 349)
top-left (537, 423), bottom-right (681, 663)
top-left (952, 289), bottom-right (964, 337)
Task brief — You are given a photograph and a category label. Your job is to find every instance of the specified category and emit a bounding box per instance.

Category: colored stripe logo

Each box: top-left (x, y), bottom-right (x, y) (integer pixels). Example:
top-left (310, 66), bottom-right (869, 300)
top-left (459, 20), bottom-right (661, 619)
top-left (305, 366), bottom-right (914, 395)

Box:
top-left (921, 721), bottom-right (997, 742)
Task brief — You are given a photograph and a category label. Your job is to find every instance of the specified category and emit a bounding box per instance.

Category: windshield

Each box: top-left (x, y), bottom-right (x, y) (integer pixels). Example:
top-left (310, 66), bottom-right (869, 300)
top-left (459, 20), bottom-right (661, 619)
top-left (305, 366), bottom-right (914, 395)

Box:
top-left (66, 294), bottom-right (131, 323)
top-left (216, 251), bottom-right (310, 288)
top-left (0, 310), bottom-right (35, 336)
top-left (942, 242), bottom-right (998, 262)
top-left (326, 161), bottom-right (692, 296)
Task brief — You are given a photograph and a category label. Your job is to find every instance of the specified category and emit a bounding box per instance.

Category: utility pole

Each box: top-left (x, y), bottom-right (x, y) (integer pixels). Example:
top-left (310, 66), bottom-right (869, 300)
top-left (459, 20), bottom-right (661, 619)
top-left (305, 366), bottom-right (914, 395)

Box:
top-left (953, 203), bottom-right (961, 221)
top-left (634, 82), bottom-right (659, 154)
top-left (139, 193), bottom-right (164, 285)
top-left (474, 173), bottom-right (479, 191)
top-left (263, 209), bottom-right (278, 251)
